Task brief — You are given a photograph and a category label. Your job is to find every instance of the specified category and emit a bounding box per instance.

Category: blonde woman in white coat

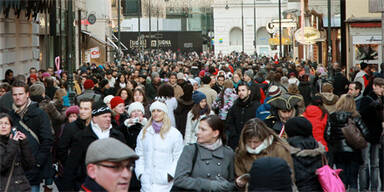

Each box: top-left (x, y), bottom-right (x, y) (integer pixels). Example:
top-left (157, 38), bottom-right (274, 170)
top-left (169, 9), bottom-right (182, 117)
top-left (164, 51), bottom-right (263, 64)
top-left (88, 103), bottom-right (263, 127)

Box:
top-left (135, 101), bottom-right (184, 192)
top-left (184, 91), bottom-right (214, 145)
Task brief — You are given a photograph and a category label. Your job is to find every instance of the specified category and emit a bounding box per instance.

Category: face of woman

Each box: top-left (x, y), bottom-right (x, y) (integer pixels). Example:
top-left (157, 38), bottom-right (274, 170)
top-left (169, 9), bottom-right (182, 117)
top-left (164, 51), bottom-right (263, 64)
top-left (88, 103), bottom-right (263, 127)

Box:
top-left (133, 91), bottom-right (144, 103)
top-left (151, 109), bottom-right (164, 122)
top-left (246, 136), bottom-right (262, 149)
top-left (196, 120), bottom-right (219, 144)
top-left (119, 75), bottom-right (125, 82)
top-left (233, 74), bottom-right (240, 83)
top-left (114, 103), bottom-right (126, 114)
top-left (199, 99), bottom-right (207, 109)
top-left (130, 110), bottom-right (143, 118)
top-left (193, 83), bottom-right (199, 91)
top-left (68, 113), bottom-right (78, 123)
top-left (0, 117), bottom-right (11, 136)
top-left (120, 90), bottom-right (128, 100)
top-left (127, 81), bottom-right (134, 90)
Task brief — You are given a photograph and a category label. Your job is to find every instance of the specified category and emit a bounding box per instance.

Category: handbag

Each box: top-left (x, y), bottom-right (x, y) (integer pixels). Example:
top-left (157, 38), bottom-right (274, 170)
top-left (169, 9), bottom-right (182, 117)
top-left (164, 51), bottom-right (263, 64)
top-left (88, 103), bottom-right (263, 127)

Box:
top-left (316, 155), bottom-right (345, 192)
top-left (171, 143), bottom-right (198, 192)
top-left (341, 118), bottom-right (367, 150)
top-left (4, 158), bottom-right (16, 192)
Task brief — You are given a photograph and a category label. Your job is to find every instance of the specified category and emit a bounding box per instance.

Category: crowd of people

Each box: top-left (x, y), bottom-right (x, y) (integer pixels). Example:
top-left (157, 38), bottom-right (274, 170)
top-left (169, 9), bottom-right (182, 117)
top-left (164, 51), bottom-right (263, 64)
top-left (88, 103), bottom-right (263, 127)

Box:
top-left (0, 49), bottom-right (383, 192)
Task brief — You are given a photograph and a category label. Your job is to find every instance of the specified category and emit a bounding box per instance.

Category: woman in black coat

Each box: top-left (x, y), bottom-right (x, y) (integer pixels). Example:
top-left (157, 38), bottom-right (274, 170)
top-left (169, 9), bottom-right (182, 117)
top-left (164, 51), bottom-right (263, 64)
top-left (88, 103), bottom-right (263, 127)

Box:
top-left (325, 94), bottom-right (369, 191)
top-left (0, 113), bottom-right (35, 191)
top-left (285, 117), bottom-right (324, 192)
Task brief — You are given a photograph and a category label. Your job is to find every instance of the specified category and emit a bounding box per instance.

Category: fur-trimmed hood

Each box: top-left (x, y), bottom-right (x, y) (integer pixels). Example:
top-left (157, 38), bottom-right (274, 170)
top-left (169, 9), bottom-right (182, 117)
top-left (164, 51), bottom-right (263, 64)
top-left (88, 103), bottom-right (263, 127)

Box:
top-left (289, 142), bottom-right (326, 157)
top-left (317, 92), bottom-right (339, 105)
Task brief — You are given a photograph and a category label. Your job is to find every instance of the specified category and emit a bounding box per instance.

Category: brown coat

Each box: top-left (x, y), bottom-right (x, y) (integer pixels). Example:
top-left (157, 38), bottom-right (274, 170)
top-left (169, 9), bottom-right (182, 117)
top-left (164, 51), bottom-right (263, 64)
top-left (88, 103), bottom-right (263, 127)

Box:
top-left (234, 141), bottom-right (295, 179)
top-left (170, 83), bottom-right (184, 98)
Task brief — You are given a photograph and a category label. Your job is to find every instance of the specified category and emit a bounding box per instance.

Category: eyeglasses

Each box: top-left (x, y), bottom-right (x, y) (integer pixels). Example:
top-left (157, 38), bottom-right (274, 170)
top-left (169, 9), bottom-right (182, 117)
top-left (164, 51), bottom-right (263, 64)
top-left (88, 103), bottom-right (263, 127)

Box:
top-left (96, 162), bottom-right (134, 172)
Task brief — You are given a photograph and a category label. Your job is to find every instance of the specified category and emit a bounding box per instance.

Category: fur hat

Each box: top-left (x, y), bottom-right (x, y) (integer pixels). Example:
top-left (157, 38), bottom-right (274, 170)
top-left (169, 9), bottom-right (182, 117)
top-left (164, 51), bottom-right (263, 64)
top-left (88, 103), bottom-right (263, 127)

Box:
top-left (192, 91), bottom-right (206, 104)
top-left (128, 102), bottom-right (145, 115)
top-left (150, 101), bottom-right (168, 114)
top-left (285, 117), bottom-right (313, 137)
top-left (29, 83), bottom-right (45, 96)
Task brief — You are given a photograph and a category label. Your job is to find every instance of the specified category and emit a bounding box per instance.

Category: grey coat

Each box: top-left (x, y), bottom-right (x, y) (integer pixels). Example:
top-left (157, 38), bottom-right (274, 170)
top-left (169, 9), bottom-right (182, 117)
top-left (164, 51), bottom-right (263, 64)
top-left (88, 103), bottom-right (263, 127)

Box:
top-left (173, 144), bottom-right (235, 191)
top-left (75, 90), bottom-right (101, 104)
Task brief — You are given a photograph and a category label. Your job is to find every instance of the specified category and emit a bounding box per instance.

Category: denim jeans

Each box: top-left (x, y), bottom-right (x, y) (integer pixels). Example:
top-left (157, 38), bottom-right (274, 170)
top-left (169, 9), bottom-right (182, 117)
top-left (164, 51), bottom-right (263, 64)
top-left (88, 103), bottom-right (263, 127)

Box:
top-left (335, 157), bottom-right (360, 190)
top-left (359, 143), bottom-right (380, 191)
top-left (30, 185), bottom-right (40, 192)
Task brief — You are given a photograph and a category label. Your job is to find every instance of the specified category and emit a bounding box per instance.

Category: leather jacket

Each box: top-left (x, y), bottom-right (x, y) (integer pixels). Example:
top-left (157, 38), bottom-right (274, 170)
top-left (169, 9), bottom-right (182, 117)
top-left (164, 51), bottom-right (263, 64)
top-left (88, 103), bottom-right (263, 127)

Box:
top-left (325, 112), bottom-right (369, 153)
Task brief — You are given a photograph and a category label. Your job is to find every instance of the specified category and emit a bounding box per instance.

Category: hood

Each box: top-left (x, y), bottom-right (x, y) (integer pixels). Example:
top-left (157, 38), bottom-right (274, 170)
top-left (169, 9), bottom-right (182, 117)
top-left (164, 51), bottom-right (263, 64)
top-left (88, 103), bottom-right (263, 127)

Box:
top-left (319, 92), bottom-right (338, 105)
top-left (289, 142), bottom-right (326, 157)
top-left (303, 105), bottom-right (322, 118)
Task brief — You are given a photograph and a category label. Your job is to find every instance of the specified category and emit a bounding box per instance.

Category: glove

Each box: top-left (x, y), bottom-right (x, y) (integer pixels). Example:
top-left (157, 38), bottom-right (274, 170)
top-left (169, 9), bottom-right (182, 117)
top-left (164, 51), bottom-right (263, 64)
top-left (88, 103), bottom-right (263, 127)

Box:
top-left (209, 176), bottom-right (234, 191)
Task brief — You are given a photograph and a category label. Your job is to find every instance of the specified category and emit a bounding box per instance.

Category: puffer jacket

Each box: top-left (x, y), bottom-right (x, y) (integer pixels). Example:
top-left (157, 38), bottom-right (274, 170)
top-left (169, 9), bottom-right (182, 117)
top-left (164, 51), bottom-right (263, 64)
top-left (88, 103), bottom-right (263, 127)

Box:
top-left (288, 136), bottom-right (324, 192)
top-left (325, 112), bottom-right (369, 153)
top-left (303, 105), bottom-right (328, 151)
top-left (316, 92), bottom-right (339, 114)
top-left (0, 136), bottom-right (35, 192)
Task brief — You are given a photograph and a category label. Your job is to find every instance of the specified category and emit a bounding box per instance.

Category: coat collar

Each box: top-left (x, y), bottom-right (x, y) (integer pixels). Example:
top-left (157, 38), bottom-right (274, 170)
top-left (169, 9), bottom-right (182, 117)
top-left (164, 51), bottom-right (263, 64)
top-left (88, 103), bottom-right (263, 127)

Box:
top-left (199, 145), bottom-right (225, 160)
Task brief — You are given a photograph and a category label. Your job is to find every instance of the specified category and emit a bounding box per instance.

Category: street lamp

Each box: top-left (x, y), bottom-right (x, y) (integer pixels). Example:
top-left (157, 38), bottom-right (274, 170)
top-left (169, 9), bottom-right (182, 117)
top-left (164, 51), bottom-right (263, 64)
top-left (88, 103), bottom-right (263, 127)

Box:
top-left (278, 0), bottom-right (282, 58)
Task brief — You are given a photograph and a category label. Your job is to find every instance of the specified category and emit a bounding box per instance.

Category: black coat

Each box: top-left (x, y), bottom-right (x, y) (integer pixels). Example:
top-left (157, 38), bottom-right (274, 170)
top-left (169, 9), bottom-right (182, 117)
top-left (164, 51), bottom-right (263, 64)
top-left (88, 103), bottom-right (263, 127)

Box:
top-left (226, 97), bottom-right (260, 149)
top-left (174, 98), bottom-right (194, 136)
top-left (287, 136), bottom-right (323, 192)
top-left (332, 72), bottom-right (349, 96)
top-left (62, 124), bottom-right (125, 191)
top-left (0, 136), bottom-right (35, 192)
top-left (325, 112), bottom-right (369, 153)
top-left (298, 82), bottom-right (312, 106)
top-left (359, 92), bottom-right (384, 144)
top-left (9, 102), bottom-right (54, 185)
top-left (56, 118), bottom-right (87, 164)
top-left (79, 177), bottom-right (107, 192)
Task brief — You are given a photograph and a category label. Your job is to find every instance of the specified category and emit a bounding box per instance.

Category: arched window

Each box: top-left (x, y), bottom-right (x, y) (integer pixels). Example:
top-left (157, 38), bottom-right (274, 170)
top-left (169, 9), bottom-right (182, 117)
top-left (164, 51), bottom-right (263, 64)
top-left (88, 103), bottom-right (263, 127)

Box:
top-left (229, 27), bottom-right (242, 46)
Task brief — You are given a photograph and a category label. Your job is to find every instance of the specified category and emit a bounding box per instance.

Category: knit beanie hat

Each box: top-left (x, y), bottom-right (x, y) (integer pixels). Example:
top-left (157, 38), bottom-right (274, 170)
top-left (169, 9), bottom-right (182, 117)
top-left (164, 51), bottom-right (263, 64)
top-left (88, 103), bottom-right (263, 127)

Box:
top-left (128, 102), bottom-right (145, 115)
top-left (192, 91), bottom-right (206, 104)
top-left (92, 102), bottom-right (112, 117)
top-left (30, 83), bottom-right (45, 96)
top-left (83, 79), bottom-right (95, 90)
top-left (103, 95), bottom-right (114, 105)
top-left (268, 85), bottom-right (281, 98)
top-left (65, 105), bottom-right (80, 117)
top-left (150, 101), bottom-right (168, 114)
top-left (285, 117), bottom-right (313, 137)
top-left (110, 96), bottom-right (125, 109)
top-left (244, 70), bottom-right (254, 79)
top-left (42, 72), bottom-right (51, 78)
top-left (177, 72), bottom-right (185, 80)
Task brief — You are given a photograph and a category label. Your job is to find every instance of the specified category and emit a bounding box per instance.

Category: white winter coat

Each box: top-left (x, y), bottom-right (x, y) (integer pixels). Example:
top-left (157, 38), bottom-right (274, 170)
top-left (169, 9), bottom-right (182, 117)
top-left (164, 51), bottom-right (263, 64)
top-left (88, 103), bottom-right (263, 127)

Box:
top-left (135, 125), bottom-right (184, 192)
top-left (184, 110), bottom-right (215, 145)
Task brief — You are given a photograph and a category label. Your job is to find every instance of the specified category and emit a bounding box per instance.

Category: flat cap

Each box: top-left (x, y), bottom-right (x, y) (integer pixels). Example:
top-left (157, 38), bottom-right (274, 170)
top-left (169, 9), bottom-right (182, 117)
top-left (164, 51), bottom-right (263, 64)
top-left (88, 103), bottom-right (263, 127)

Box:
top-left (85, 138), bottom-right (139, 165)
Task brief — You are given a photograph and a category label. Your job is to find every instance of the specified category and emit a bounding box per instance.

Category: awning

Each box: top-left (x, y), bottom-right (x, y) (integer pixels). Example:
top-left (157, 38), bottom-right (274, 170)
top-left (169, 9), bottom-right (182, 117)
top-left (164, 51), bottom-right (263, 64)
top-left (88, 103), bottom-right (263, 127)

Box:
top-left (82, 30), bottom-right (110, 46)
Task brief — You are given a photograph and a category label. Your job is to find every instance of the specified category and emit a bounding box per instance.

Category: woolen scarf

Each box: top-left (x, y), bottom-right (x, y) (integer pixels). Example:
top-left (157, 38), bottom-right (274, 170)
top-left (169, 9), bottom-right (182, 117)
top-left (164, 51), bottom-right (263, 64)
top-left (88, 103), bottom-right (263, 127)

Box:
top-left (152, 121), bottom-right (163, 134)
top-left (200, 139), bottom-right (223, 151)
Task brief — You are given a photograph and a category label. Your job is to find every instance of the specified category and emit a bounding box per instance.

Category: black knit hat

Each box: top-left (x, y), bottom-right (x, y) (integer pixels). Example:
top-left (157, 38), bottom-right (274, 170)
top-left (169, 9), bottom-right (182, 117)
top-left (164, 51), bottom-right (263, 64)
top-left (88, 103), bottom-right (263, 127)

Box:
top-left (99, 79), bottom-right (109, 89)
top-left (248, 157), bottom-right (292, 192)
top-left (92, 102), bottom-right (112, 117)
top-left (285, 117), bottom-right (313, 137)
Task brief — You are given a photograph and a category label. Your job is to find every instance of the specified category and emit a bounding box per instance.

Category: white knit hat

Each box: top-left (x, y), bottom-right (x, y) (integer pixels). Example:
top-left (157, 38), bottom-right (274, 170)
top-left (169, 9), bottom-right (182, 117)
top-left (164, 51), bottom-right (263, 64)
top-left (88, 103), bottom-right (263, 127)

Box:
top-left (128, 102), bottom-right (145, 115)
top-left (149, 101), bottom-right (168, 114)
top-left (103, 95), bottom-right (114, 105)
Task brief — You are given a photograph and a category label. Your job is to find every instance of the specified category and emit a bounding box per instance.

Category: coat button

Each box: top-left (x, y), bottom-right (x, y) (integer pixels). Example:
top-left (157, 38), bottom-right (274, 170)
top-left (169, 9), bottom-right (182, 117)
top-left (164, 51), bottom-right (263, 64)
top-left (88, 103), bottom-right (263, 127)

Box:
top-left (206, 161), bottom-right (210, 165)
top-left (217, 162), bottom-right (221, 166)
top-left (207, 173), bottom-right (211, 177)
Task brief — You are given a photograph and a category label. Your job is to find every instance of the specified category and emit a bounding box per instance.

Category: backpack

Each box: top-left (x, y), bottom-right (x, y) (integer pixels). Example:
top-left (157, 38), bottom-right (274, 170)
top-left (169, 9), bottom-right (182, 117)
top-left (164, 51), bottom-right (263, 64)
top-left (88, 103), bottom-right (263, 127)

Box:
top-left (341, 118), bottom-right (367, 150)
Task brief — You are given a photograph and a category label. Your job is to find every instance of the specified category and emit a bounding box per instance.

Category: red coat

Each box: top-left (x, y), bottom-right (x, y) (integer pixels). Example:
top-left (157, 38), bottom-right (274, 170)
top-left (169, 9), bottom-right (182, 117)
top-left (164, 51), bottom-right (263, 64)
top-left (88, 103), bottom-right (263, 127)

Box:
top-left (303, 105), bottom-right (328, 151)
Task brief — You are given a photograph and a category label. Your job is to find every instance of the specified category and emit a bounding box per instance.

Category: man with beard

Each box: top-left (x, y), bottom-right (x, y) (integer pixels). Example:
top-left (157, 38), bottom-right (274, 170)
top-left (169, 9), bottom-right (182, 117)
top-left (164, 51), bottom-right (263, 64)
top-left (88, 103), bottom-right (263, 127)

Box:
top-left (226, 82), bottom-right (260, 149)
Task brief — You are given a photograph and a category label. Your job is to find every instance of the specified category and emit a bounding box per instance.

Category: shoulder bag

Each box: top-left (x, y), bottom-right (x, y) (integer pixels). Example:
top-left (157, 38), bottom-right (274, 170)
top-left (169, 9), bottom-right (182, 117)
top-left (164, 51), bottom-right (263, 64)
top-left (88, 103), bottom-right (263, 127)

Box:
top-left (341, 118), bottom-right (367, 150)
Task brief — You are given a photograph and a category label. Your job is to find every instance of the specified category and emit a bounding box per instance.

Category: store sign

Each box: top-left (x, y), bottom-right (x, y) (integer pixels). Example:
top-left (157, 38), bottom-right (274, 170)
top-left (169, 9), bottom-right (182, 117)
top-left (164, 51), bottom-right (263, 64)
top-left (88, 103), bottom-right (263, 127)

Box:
top-left (89, 47), bottom-right (100, 58)
top-left (352, 36), bottom-right (381, 44)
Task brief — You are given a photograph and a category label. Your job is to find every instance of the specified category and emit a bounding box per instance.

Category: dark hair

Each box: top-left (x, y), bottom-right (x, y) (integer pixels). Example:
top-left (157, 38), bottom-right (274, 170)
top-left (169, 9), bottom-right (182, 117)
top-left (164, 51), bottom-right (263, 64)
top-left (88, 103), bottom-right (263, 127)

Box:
top-left (350, 81), bottom-right (362, 92)
top-left (5, 69), bottom-right (13, 77)
top-left (217, 75), bottom-right (225, 80)
top-left (14, 75), bottom-right (26, 82)
top-left (200, 115), bottom-right (225, 143)
top-left (180, 82), bottom-right (193, 101)
top-left (11, 81), bottom-right (29, 93)
top-left (169, 72), bottom-right (177, 78)
top-left (236, 81), bottom-right (250, 92)
top-left (133, 87), bottom-right (148, 106)
top-left (191, 102), bottom-right (211, 120)
top-left (116, 88), bottom-right (133, 102)
top-left (45, 77), bottom-right (55, 88)
top-left (201, 76), bottom-right (211, 84)
top-left (373, 77), bottom-right (384, 86)
top-left (79, 98), bottom-right (94, 108)
top-left (158, 83), bottom-right (174, 98)
top-left (128, 80), bottom-right (138, 89)
top-left (310, 95), bottom-right (328, 119)
top-left (0, 112), bottom-right (13, 127)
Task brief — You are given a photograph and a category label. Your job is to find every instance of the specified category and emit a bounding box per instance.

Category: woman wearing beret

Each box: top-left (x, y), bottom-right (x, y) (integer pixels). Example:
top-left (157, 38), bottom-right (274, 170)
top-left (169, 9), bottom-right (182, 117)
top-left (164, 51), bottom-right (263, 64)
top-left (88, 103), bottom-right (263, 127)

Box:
top-left (184, 91), bottom-right (214, 145)
top-left (173, 115), bottom-right (235, 191)
top-left (135, 101), bottom-right (184, 192)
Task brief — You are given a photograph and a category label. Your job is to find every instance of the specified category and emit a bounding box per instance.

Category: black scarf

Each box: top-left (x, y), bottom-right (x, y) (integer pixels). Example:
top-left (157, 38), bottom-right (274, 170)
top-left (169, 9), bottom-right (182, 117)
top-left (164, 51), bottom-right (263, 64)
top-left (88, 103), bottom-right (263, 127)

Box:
top-left (238, 96), bottom-right (251, 107)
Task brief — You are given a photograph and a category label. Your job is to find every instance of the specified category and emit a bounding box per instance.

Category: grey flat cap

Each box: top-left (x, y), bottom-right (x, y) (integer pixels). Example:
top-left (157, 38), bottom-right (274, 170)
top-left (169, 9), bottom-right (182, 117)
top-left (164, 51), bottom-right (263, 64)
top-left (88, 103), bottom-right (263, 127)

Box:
top-left (85, 138), bottom-right (139, 165)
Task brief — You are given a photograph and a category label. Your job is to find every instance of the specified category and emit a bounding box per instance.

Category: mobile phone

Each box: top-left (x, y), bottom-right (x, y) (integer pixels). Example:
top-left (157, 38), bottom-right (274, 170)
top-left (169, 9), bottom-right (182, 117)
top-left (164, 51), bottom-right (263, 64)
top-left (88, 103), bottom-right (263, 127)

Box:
top-left (11, 127), bottom-right (17, 136)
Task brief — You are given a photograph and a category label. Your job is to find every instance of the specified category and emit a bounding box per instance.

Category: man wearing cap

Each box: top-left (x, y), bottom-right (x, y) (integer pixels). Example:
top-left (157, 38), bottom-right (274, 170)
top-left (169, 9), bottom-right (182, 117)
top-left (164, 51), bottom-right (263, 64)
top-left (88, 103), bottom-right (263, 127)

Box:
top-left (81, 138), bottom-right (139, 192)
top-left (76, 79), bottom-right (101, 104)
top-left (256, 85), bottom-right (282, 120)
top-left (62, 102), bottom-right (126, 191)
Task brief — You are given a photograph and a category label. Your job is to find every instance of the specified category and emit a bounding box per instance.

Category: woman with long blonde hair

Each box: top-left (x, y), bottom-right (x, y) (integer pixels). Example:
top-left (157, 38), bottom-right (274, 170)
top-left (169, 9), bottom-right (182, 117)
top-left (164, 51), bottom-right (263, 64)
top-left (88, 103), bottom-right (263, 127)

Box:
top-left (135, 101), bottom-right (184, 192)
top-left (325, 94), bottom-right (369, 191)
